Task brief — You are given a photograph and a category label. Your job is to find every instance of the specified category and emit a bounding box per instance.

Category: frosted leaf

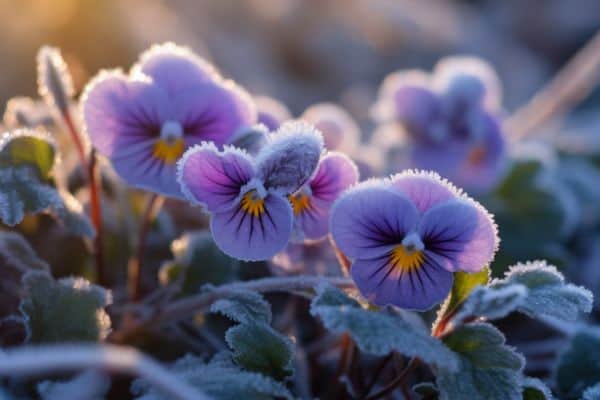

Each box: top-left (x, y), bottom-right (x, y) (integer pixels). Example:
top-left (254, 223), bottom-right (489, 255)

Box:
top-left (20, 272), bottom-right (112, 343)
top-left (521, 377), bottom-right (555, 400)
top-left (37, 46), bottom-right (74, 115)
top-left (437, 323), bottom-right (524, 400)
top-left (37, 371), bottom-right (110, 400)
top-left (310, 284), bottom-right (459, 372)
top-left (225, 322), bottom-right (294, 380)
top-left (555, 327), bottom-right (600, 399)
top-left (210, 290), bottom-right (272, 325)
top-left (583, 383), bottom-right (600, 400)
top-left (452, 284), bottom-right (527, 325)
top-left (131, 354), bottom-right (293, 400)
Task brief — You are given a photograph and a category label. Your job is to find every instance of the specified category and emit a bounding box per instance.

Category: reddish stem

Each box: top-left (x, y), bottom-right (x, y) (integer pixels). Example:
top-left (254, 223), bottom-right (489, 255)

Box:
top-left (62, 110), bottom-right (106, 285)
top-left (128, 193), bottom-right (161, 301)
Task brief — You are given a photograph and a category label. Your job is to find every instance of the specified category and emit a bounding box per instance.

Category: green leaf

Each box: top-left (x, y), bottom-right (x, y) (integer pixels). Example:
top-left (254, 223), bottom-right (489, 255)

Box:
top-left (491, 261), bottom-right (593, 322)
top-left (437, 323), bottom-right (524, 400)
top-left (452, 284), bottom-right (527, 325)
top-left (131, 354), bottom-right (293, 400)
top-left (521, 377), bottom-right (555, 400)
top-left (0, 232), bottom-right (49, 346)
top-left (37, 371), bottom-right (109, 400)
top-left (555, 327), bottom-right (600, 399)
top-left (0, 130), bottom-right (56, 179)
top-left (433, 268), bottom-right (490, 331)
top-left (310, 284), bottom-right (459, 372)
top-left (582, 383), bottom-right (600, 400)
top-left (159, 231), bottom-right (239, 294)
top-left (20, 271), bottom-right (112, 343)
top-left (225, 322), bottom-right (294, 380)
top-left (210, 290), bottom-right (272, 325)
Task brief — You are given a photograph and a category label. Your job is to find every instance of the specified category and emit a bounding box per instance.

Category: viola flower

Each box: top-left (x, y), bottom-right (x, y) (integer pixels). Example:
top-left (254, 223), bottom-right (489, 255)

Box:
top-left (330, 170), bottom-right (498, 310)
top-left (301, 103), bottom-right (360, 155)
top-left (255, 96), bottom-right (292, 131)
top-left (81, 43), bottom-right (256, 197)
top-left (178, 121), bottom-right (323, 261)
top-left (289, 152), bottom-right (358, 241)
top-left (372, 57), bottom-right (506, 193)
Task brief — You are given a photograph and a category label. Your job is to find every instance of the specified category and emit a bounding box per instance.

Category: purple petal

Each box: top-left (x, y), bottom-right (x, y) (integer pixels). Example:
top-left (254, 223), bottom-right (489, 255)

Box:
top-left (177, 144), bottom-right (254, 213)
top-left (82, 71), bottom-right (170, 156)
top-left (389, 171), bottom-right (458, 214)
top-left (293, 152), bottom-right (359, 240)
top-left (301, 103), bottom-right (360, 153)
top-left (330, 184), bottom-right (419, 260)
top-left (133, 43), bottom-right (219, 95)
top-left (256, 121), bottom-right (324, 194)
top-left (350, 254), bottom-right (453, 310)
top-left (255, 96), bottom-right (291, 131)
top-left (211, 193), bottom-right (293, 261)
top-left (418, 200), bottom-right (498, 272)
top-left (172, 83), bottom-right (256, 147)
top-left (392, 86), bottom-right (443, 140)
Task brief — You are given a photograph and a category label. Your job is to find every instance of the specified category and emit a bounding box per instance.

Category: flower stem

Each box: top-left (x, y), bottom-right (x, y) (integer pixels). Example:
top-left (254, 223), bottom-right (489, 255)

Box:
top-left (128, 193), bottom-right (162, 301)
top-left (330, 333), bottom-right (356, 399)
top-left (363, 357), bottom-right (420, 400)
top-left (62, 109), bottom-right (106, 285)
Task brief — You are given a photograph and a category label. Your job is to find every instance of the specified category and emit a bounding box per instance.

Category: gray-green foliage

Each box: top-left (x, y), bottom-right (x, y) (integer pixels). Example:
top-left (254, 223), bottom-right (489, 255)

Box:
top-left (310, 283), bottom-right (459, 372)
top-left (437, 323), bottom-right (524, 400)
top-left (582, 383), bottom-right (600, 400)
top-left (209, 290), bottom-right (294, 381)
top-left (0, 130), bottom-right (93, 236)
top-left (37, 371), bottom-right (110, 400)
top-left (555, 327), bottom-right (600, 399)
top-left (159, 231), bottom-right (239, 294)
top-left (454, 261), bottom-right (592, 324)
top-left (131, 354), bottom-right (293, 400)
top-left (20, 271), bottom-right (112, 343)
top-left (521, 377), bottom-right (555, 400)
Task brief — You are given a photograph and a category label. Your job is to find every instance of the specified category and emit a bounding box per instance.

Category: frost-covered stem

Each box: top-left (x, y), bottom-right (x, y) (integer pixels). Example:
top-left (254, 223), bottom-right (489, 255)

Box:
top-left (63, 110), bottom-right (105, 285)
top-left (88, 150), bottom-right (106, 285)
top-left (363, 357), bottom-right (420, 400)
top-left (330, 236), bottom-right (351, 275)
top-left (507, 30), bottom-right (600, 141)
top-left (128, 193), bottom-right (162, 301)
top-left (111, 275), bottom-right (355, 343)
top-left (0, 344), bottom-right (210, 400)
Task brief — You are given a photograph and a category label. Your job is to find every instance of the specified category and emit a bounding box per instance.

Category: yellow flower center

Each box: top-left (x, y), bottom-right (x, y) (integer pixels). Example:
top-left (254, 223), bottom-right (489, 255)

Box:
top-left (289, 192), bottom-right (311, 215)
top-left (390, 245), bottom-right (424, 272)
top-left (241, 191), bottom-right (266, 217)
top-left (152, 138), bottom-right (185, 164)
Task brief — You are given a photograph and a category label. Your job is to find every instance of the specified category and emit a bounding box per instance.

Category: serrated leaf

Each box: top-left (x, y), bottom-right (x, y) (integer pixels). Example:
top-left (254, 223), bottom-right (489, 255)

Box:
top-left (555, 327), bottom-right (600, 399)
top-left (160, 231), bottom-right (239, 294)
top-left (131, 354), bottom-right (293, 400)
top-left (491, 261), bottom-right (593, 322)
top-left (20, 271), bottom-right (112, 343)
top-left (437, 323), bottom-right (524, 400)
top-left (310, 284), bottom-right (459, 372)
top-left (452, 284), bottom-right (527, 325)
top-left (413, 382), bottom-right (439, 399)
top-left (0, 232), bottom-right (48, 345)
top-left (0, 130), bottom-right (56, 179)
top-left (582, 383), bottom-right (600, 400)
top-left (434, 268), bottom-right (490, 331)
top-left (210, 290), bottom-right (272, 325)
top-left (226, 322), bottom-right (294, 380)
top-left (521, 377), bottom-right (555, 400)
top-left (37, 371), bottom-right (110, 400)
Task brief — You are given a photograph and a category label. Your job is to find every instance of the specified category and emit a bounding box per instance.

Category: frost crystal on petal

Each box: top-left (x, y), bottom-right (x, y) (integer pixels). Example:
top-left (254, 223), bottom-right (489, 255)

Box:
top-left (256, 121), bottom-right (324, 195)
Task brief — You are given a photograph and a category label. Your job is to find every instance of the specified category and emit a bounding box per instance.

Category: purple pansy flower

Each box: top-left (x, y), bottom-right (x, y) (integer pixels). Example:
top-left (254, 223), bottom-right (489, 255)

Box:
top-left (178, 121), bottom-right (323, 261)
top-left (255, 96), bottom-right (292, 131)
top-left (330, 170), bottom-right (498, 310)
top-left (301, 103), bottom-right (360, 155)
top-left (81, 43), bottom-right (256, 197)
top-left (372, 57), bottom-right (506, 193)
top-left (289, 152), bottom-right (358, 241)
